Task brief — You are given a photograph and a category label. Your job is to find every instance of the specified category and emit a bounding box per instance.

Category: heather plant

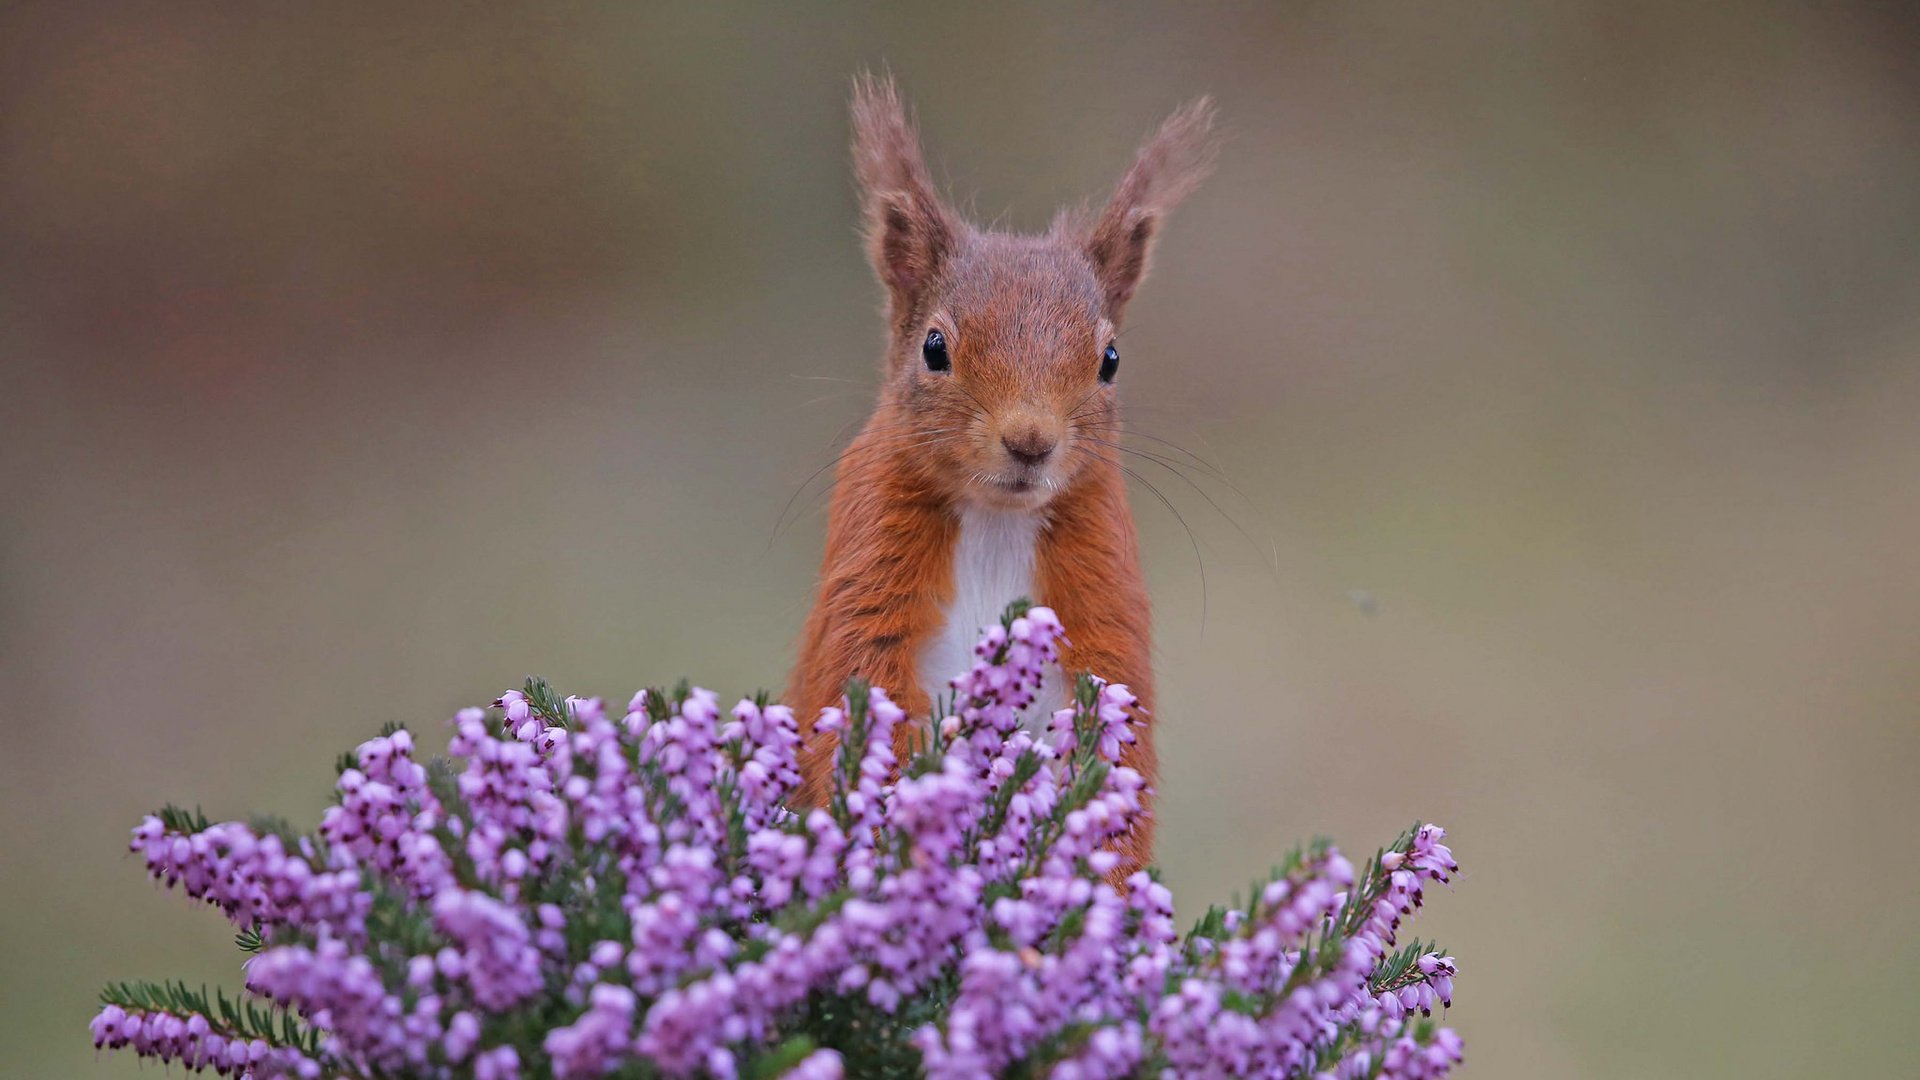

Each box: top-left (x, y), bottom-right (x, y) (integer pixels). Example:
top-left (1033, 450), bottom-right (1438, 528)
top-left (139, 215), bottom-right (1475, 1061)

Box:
top-left (94, 603), bottom-right (1463, 1079)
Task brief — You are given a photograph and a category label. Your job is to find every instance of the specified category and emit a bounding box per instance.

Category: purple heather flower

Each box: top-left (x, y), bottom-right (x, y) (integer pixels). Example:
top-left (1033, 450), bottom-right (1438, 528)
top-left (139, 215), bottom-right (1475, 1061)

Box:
top-left (782, 1048), bottom-right (846, 1079)
top-left (431, 889), bottom-right (544, 1011)
top-left (474, 1044), bottom-right (522, 1080)
top-left (443, 1010), bottom-right (481, 1062)
top-left (545, 983), bottom-right (638, 1079)
top-left (96, 605), bottom-right (1463, 1080)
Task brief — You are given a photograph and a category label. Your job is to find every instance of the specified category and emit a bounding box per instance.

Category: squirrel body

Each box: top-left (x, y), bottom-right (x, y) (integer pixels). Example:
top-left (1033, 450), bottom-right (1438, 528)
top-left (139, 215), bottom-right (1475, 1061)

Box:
top-left (790, 77), bottom-right (1215, 871)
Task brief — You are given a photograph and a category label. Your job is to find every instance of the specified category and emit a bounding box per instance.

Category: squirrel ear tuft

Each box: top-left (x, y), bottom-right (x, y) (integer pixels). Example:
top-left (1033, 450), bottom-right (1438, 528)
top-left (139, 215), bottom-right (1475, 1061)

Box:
top-left (1083, 98), bottom-right (1218, 320)
top-left (850, 73), bottom-right (959, 315)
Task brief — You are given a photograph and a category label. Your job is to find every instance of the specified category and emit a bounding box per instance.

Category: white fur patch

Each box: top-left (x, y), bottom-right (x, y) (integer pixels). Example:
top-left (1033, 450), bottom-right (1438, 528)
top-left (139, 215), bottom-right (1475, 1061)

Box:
top-left (919, 505), bottom-right (1068, 730)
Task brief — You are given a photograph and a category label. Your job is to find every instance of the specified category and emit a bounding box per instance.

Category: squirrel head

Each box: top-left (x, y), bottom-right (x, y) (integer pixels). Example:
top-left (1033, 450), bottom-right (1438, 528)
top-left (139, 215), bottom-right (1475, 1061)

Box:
top-left (849, 74), bottom-right (1216, 512)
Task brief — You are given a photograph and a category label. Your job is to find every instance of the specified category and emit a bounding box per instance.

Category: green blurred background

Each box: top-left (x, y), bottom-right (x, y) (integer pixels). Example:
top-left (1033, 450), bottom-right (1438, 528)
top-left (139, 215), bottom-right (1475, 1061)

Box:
top-left (5, 3), bottom-right (1918, 1076)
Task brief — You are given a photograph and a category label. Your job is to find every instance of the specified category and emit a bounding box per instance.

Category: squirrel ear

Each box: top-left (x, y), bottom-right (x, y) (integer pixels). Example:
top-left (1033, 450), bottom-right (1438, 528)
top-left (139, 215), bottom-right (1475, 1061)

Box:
top-left (850, 73), bottom-right (959, 315)
top-left (1083, 98), bottom-right (1218, 319)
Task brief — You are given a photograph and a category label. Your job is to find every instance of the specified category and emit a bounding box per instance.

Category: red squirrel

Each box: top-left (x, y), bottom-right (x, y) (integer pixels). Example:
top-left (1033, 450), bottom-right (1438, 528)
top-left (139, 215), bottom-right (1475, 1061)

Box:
top-left (791, 75), bottom-right (1215, 871)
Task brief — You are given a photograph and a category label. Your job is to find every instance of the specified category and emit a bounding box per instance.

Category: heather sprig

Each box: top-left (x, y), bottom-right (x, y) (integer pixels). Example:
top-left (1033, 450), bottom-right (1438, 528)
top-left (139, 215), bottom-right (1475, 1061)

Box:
top-left (96, 604), bottom-right (1463, 1079)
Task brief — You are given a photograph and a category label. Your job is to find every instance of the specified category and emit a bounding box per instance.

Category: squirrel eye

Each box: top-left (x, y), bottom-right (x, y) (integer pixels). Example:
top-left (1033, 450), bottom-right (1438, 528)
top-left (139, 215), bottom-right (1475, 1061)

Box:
top-left (1099, 343), bottom-right (1120, 383)
top-left (923, 329), bottom-right (951, 373)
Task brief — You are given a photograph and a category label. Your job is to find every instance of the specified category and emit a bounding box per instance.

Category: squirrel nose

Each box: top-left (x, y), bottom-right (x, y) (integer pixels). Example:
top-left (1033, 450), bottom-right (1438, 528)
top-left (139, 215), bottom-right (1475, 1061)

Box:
top-left (1001, 430), bottom-right (1057, 466)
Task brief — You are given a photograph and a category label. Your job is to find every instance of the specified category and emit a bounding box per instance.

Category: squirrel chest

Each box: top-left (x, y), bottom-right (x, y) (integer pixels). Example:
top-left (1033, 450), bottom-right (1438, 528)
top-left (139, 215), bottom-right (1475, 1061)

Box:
top-left (918, 506), bottom-right (1066, 726)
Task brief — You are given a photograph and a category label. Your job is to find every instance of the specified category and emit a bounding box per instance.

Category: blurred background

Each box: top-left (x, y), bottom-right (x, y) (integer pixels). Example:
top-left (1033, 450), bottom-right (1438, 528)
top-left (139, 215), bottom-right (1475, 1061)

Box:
top-left (4, 2), bottom-right (1918, 1076)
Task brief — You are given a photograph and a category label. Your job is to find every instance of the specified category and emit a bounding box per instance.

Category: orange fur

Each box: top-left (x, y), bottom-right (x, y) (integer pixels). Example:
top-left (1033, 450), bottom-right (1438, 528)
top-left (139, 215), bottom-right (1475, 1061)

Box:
top-left (791, 75), bottom-right (1214, 872)
top-left (1035, 459), bottom-right (1158, 868)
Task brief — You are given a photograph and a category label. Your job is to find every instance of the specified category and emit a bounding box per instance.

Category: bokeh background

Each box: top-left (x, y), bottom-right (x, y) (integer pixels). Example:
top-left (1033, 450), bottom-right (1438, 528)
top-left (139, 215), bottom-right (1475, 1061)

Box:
top-left (5, 3), bottom-right (1919, 1076)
